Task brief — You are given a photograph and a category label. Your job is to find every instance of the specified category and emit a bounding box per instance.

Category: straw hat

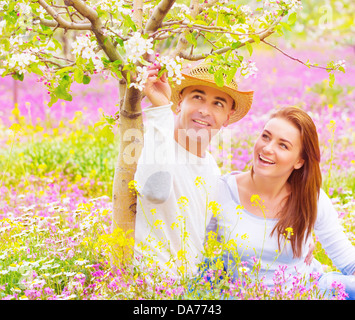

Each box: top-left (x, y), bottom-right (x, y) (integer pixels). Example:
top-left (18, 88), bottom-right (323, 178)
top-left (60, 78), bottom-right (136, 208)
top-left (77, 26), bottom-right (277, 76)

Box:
top-left (170, 60), bottom-right (254, 124)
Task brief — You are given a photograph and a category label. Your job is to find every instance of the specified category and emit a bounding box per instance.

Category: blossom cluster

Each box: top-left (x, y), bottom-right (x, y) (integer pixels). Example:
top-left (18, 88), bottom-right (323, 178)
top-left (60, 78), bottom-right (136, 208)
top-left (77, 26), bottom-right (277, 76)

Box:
top-left (240, 59), bottom-right (258, 79)
top-left (129, 55), bottom-right (184, 92)
top-left (71, 34), bottom-right (104, 72)
top-left (124, 32), bottom-right (154, 64)
top-left (2, 50), bottom-right (38, 75)
top-left (264, 0), bottom-right (303, 13)
top-left (155, 55), bottom-right (185, 85)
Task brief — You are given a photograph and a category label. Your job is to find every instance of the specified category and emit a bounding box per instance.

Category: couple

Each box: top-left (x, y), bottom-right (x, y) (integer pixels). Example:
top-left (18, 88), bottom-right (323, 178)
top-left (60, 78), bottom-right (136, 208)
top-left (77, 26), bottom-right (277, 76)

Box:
top-left (133, 60), bottom-right (355, 299)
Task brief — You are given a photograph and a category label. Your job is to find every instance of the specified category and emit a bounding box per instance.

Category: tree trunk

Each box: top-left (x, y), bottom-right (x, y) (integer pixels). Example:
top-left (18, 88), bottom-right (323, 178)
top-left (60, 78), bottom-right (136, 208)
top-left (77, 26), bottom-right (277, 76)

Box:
top-left (112, 83), bottom-right (144, 262)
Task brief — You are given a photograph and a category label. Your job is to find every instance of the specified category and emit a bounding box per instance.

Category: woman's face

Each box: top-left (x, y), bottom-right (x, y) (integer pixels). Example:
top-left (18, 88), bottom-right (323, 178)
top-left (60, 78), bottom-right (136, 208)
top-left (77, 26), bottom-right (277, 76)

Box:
top-left (253, 117), bottom-right (305, 180)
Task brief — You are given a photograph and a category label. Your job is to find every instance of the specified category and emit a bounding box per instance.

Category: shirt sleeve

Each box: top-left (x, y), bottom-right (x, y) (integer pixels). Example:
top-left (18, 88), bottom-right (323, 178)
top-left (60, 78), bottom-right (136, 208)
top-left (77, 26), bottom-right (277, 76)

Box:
top-left (314, 189), bottom-right (355, 275)
top-left (134, 103), bottom-right (175, 204)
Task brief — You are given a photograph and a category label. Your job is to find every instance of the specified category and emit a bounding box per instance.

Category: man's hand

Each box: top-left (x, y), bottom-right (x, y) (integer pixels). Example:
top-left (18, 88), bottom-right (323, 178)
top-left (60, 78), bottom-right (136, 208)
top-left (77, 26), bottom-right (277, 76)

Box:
top-left (144, 63), bottom-right (172, 107)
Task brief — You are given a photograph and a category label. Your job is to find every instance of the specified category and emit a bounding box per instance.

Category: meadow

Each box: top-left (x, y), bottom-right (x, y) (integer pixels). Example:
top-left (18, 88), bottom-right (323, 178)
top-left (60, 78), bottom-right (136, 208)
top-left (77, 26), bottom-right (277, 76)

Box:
top-left (0, 43), bottom-right (355, 300)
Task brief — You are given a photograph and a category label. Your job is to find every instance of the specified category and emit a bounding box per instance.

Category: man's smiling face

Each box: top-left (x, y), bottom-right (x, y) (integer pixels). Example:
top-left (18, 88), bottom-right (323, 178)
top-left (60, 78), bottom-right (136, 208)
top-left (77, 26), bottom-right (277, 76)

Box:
top-left (174, 85), bottom-right (235, 149)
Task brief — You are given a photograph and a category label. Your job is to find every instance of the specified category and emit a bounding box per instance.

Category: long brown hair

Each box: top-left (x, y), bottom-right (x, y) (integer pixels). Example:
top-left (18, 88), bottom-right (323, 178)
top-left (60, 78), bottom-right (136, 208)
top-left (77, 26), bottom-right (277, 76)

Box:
top-left (255, 107), bottom-right (322, 258)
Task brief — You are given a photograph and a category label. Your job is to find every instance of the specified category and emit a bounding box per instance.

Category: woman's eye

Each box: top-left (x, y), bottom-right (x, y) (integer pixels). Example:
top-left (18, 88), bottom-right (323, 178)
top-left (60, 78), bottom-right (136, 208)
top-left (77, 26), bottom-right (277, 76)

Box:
top-left (280, 143), bottom-right (288, 150)
top-left (215, 101), bottom-right (224, 108)
top-left (262, 134), bottom-right (269, 140)
top-left (193, 95), bottom-right (202, 100)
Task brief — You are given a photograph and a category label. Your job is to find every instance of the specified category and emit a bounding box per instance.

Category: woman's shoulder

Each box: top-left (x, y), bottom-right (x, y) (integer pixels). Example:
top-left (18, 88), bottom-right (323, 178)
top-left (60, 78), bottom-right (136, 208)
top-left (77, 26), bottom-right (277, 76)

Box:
top-left (220, 171), bottom-right (243, 182)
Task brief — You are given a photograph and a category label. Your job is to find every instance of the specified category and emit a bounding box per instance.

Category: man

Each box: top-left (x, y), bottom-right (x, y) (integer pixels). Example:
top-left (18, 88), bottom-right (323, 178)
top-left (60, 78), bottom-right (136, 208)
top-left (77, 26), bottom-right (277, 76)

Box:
top-left (134, 60), bottom-right (254, 277)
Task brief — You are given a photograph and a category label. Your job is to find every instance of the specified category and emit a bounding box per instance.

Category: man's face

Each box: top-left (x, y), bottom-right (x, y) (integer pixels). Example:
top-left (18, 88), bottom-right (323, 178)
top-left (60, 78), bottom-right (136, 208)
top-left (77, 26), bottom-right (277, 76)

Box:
top-left (174, 85), bottom-right (235, 147)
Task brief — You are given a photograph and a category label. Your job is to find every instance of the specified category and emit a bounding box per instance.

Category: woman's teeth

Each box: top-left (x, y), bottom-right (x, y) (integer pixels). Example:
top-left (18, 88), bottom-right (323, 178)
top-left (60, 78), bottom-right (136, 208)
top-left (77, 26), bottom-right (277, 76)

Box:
top-left (259, 154), bottom-right (275, 164)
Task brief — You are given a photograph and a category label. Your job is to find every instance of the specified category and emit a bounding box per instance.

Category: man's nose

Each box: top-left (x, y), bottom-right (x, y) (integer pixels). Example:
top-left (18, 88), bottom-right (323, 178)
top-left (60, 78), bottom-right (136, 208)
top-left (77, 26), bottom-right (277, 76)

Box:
top-left (198, 103), bottom-right (211, 116)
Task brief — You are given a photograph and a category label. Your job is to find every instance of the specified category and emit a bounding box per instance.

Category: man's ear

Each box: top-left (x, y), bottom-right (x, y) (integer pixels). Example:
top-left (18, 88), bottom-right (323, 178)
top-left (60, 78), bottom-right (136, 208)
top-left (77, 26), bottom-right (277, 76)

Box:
top-left (176, 93), bottom-right (183, 113)
top-left (222, 110), bottom-right (235, 127)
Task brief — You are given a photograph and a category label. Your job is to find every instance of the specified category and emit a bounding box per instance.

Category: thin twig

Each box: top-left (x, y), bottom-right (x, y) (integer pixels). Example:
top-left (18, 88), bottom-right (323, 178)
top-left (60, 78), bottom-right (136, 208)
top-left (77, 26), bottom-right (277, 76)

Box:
top-left (261, 39), bottom-right (334, 71)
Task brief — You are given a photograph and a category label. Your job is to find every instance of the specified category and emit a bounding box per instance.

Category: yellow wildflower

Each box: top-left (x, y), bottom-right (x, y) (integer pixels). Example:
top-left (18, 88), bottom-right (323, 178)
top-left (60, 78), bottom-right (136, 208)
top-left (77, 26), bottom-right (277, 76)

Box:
top-left (250, 194), bottom-right (260, 203)
top-left (177, 196), bottom-right (189, 207)
top-left (208, 201), bottom-right (221, 217)
top-left (194, 176), bottom-right (206, 188)
top-left (154, 219), bottom-right (164, 229)
top-left (241, 233), bottom-right (249, 240)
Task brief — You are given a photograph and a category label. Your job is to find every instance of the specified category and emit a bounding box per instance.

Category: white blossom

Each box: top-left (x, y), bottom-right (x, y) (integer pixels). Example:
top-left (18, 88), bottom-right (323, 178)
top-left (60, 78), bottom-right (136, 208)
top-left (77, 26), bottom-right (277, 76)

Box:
top-left (334, 59), bottom-right (346, 71)
top-left (155, 56), bottom-right (184, 85)
top-left (240, 5), bottom-right (253, 16)
top-left (241, 60), bottom-right (258, 79)
top-left (3, 50), bottom-right (38, 75)
top-left (0, 1), bottom-right (7, 11)
top-left (124, 32), bottom-right (154, 64)
top-left (94, 0), bottom-right (131, 15)
top-left (130, 66), bottom-right (149, 91)
top-left (15, 3), bottom-right (32, 16)
top-left (71, 34), bottom-right (104, 72)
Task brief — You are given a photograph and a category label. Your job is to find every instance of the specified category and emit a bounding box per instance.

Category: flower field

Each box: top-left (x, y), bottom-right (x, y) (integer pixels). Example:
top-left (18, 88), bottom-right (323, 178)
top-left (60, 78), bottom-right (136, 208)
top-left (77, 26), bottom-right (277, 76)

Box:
top-left (1, 43), bottom-right (355, 300)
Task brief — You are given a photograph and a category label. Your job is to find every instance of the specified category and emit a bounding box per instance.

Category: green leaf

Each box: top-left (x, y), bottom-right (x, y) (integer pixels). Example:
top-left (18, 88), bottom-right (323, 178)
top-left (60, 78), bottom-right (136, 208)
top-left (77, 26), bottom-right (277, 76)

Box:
top-left (48, 93), bottom-right (59, 107)
top-left (54, 86), bottom-right (72, 101)
top-left (194, 20), bottom-right (207, 25)
top-left (29, 63), bottom-right (43, 76)
top-left (245, 41), bottom-right (253, 56)
top-left (94, 120), bottom-right (107, 128)
top-left (231, 41), bottom-right (242, 50)
top-left (83, 75), bottom-right (91, 85)
top-left (288, 12), bottom-right (297, 26)
top-left (185, 32), bottom-right (197, 47)
top-left (280, 22), bottom-right (292, 31)
top-left (123, 14), bottom-right (137, 32)
top-left (214, 69), bottom-right (224, 87)
top-left (112, 59), bottom-right (123, 66)
top-left (329, 73), bottom-right (335, 88)
top-left (54, 75), bottom-right (72, 101)
top-left (250, 34), bottom-right (260, 44)
top-left (74, 68), bottom-right (84, 83)
top-left (51, 38), bottom-right (62, 51)
top-left (55, 66), bottom-right (74, 75)
top-left (225, 67), bottom-right (237, 84)
top-left (275, 24), bottom-right (284, 36)
top-left (116, 38), bottom-right (124, 47)
top-left (12, 72), bottom-right (24, 81)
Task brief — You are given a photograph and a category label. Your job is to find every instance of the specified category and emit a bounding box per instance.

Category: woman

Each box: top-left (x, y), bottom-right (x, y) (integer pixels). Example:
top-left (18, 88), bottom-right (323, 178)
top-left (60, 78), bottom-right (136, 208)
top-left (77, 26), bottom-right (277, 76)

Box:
top-left (215, 106), bottom-right (355, 299)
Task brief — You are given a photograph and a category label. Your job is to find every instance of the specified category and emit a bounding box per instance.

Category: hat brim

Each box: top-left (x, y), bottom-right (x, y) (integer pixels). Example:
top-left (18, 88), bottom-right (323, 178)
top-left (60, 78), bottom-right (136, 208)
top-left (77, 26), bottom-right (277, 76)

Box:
top-left (170, 74), bottom-right (254, 124)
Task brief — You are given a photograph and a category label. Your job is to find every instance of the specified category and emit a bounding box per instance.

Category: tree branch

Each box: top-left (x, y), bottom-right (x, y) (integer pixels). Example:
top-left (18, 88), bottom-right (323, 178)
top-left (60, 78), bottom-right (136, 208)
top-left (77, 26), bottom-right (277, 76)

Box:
top-left (133, 0), bottom-right (144, 30)
top-left (178, 24), bottom-right (275, 60)
top-left (172, 0), bottom-right (200, 58)
top-left (37, 0), bottom-right (91, 30)
top-left (261, 39), bottom-right (334, 71)
top-left (68, 0), bottom-right (122, 62)
top-left (199, 0), bottom-right (219, 13)
top-left (145, 0), bottom-right (176, 33)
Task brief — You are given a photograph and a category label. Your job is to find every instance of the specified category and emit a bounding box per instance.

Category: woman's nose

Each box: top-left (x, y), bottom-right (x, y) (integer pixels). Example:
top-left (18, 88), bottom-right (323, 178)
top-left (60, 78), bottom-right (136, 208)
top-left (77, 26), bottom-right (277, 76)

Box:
top-left (263, 142), bottom-right (274, 154)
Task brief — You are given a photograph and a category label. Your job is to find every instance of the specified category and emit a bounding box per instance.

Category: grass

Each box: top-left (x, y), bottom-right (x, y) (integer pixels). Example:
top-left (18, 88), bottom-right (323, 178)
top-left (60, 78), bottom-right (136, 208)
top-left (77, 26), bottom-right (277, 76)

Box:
top-left (0, 45), bottom-right (355, 300)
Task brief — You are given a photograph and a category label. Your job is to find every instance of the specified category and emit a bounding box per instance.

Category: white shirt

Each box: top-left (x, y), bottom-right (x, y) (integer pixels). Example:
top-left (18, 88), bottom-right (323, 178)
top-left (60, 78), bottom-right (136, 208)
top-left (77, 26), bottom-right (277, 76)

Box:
top-left (214, 171), bottom-right (355, 289)
top-left (134, 104), bottom-right (221, 277)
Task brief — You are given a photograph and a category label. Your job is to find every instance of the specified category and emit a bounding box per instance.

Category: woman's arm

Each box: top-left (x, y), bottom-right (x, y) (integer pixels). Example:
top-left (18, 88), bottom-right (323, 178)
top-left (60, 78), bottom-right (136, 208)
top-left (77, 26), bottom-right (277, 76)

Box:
top-left (314, 189), bottom-right (355, 275)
